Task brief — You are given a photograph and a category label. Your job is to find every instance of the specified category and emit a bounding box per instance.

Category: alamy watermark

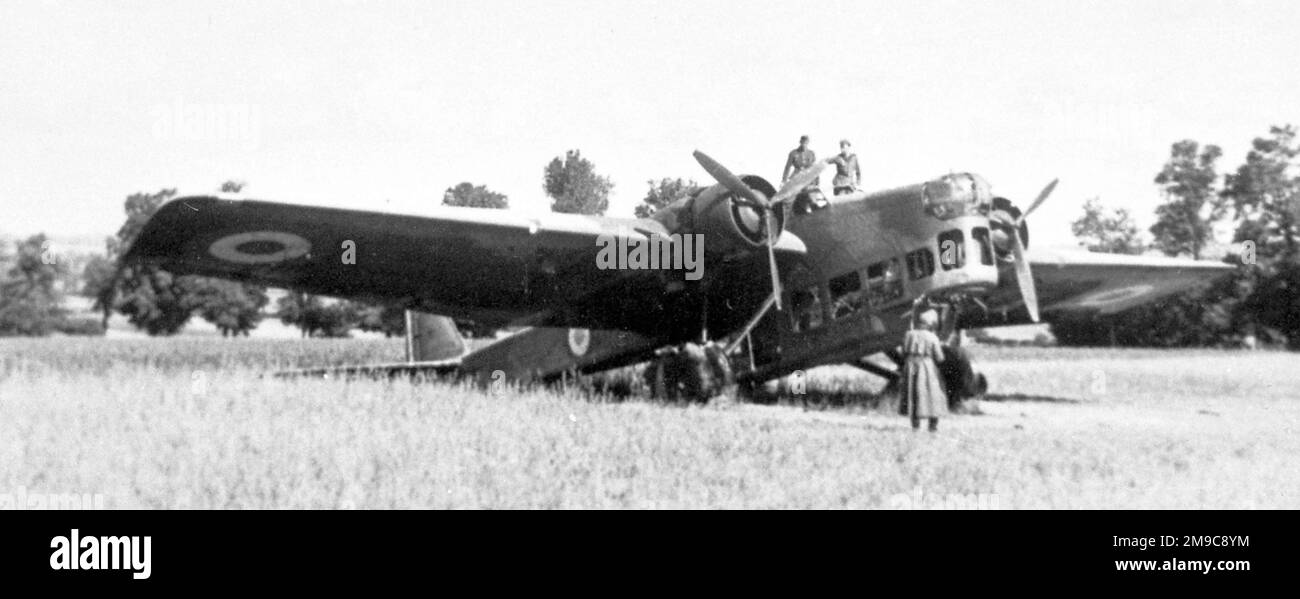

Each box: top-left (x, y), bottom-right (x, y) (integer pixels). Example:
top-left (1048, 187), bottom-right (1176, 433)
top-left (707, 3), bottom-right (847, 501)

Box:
top-left (888, 486), bottom-right (1001, 510)
top-left (0, 486), bottom-right (106, 510)
top-left (595, 226), bottom-right (704, 281)
top-left (50, 529), bottom-right (151, 580)
top-left (151, 95), bottom-right (262, 149)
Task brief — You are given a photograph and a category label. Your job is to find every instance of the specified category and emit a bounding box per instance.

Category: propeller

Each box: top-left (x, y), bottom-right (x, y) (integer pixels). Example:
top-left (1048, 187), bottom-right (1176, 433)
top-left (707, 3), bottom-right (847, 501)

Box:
top-left (995, 178), bottom-right (1058, 323)
top-left (692, 150), bottom-right (827, 311)
top-left (1010, 230), bottom-right (1039, 322)
top-left (692, 150), bottom-right (768, 208)
top-left (1017, 178), bottom-right (1058, 225)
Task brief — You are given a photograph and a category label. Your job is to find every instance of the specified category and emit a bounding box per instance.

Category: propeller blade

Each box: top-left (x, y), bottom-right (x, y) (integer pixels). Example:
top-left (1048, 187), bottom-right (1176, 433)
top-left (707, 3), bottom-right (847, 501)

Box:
top-left (693, 150), bottom-right (785, 310)
top-left (1017, 178), bottom-right (1058, 225)
top-left (693, 150), bottom-right (767, 207)
top-left (765, 209), bottom-right (783, 311)
top-left (769, 161), bottom-right (829, 205)
top-left (1011, 233), bottom-right (1039, 322)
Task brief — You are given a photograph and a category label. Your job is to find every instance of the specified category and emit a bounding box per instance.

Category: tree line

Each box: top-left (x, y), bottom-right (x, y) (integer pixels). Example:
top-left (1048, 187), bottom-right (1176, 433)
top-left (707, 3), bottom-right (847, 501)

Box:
top-left (1058, 125), bottom-right (1300, 348)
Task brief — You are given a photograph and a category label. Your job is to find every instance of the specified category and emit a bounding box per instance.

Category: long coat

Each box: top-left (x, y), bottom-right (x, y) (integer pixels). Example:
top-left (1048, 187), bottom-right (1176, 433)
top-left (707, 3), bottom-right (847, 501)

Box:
top-left (898, 329), bottom-right (949, 419)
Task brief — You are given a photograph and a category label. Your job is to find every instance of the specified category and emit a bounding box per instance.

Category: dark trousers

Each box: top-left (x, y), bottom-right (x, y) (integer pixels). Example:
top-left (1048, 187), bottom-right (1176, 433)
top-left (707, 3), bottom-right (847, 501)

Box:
top-left (912, 416), bottom-right (939, 431)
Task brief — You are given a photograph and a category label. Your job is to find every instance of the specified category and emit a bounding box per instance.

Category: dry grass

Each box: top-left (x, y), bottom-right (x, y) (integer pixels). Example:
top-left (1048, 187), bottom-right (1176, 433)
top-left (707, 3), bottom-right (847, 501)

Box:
top-left (1, 338), bottom-right (1297, 508)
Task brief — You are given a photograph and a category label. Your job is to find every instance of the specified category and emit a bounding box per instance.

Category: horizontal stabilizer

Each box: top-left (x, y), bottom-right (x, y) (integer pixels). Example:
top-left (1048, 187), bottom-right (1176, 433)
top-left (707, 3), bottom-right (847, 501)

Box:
top-left (271, 359), bottom-right (461, 380)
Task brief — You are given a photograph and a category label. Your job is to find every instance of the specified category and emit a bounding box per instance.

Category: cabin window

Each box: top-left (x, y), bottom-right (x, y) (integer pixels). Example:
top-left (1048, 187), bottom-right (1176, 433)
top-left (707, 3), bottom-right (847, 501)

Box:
top-left (790, 286), bottom-right (824, 332)
top-left (865, 258), bottom-right (903, 306)
top-left (906, 248), bottom-right (935, 280)
top-left (938, 229), bottom-right (965, 271)
top-left (972, 227), bottom-right (994, 265)
top-left (829, 271), bottom-right (866, 318)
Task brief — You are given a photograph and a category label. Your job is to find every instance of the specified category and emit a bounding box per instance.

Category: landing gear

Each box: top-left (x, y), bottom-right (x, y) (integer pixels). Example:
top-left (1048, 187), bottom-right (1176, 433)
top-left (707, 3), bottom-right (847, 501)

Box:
top-left (855, 345), bottom-right (987, 409)
top-left (854, 350), bottom-right (902, 396)
top-left (939, 345), bottom-right (987, 409)
top-left (645, 342), bottom-right (736, 403)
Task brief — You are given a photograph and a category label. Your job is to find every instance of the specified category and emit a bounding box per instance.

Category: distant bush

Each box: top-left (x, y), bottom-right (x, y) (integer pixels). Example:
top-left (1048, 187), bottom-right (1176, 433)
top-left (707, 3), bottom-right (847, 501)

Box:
top-left (0, 337), bottom-right (405, 378)
top-left (53, 317), bottom-right (105, 337)
top-left (0, 301), bottom-right (61, 337)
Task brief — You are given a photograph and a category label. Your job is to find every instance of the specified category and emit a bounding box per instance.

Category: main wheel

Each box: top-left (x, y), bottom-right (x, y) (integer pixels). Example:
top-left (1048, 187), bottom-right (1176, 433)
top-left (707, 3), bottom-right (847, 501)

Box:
top-left (939, 345), bottom-right (985, 408)
top-left (645, 343), bottom-right (735, 403)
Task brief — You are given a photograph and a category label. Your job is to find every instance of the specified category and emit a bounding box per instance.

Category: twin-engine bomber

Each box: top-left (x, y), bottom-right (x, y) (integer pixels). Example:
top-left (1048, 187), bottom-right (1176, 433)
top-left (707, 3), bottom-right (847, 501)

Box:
top-left (122, 151), bottom-right (1233, 402)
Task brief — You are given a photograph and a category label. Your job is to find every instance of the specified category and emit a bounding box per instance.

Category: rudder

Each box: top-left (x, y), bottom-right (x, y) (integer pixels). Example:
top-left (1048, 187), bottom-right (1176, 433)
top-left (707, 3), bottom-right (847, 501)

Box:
top-left (405, 311), bottom-right (466, 362)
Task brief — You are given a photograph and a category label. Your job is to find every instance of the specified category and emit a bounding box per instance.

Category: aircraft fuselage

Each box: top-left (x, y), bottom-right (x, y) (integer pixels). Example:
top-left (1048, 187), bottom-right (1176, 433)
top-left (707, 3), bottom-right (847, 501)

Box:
top-left (741, 173), bottom-right (1003, 381)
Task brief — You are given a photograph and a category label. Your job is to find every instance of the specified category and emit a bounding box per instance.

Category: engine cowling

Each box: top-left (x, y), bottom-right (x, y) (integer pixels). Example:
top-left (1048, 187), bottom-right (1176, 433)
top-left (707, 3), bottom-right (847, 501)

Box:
top-left (989, 196), bottom-right (1030, 260)
top-left (655, 175), bottom-right (784, 256)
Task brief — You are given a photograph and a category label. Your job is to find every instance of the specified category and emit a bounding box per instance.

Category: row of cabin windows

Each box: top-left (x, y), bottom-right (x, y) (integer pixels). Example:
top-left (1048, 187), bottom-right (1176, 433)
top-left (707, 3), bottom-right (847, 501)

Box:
top-left (792, 257), bottom-right (903, 332)
top-left (790, 227), bottom-right (995, 332)
top-left (908, 227), bottom-right (995, 279)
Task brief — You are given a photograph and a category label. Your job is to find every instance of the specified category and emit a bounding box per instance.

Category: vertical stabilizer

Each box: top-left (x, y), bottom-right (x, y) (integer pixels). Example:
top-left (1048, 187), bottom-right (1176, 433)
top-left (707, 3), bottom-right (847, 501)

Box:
top-left (405, 311), bottom-right (466, 363)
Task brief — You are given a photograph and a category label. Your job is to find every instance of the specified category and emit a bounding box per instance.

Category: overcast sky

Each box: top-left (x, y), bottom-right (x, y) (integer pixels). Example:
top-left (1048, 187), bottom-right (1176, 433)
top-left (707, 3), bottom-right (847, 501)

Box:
top-left (1, 0), bottom-right (1296, 248)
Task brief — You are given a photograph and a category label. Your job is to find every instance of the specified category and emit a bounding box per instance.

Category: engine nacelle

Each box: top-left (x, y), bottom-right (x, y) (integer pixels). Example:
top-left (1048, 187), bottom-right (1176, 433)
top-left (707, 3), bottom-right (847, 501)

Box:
top-left (653, 175), bottom-right (785, 256)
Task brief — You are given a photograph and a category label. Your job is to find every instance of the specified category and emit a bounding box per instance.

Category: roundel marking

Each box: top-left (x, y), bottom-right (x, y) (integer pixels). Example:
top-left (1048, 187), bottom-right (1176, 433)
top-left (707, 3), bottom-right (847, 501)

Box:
top-left (208, 231), bottom-right (312, 264)
top-left (1074, 284), bottom-right (1155, 308)
top-left (567, 328), bottom-right (591, 357)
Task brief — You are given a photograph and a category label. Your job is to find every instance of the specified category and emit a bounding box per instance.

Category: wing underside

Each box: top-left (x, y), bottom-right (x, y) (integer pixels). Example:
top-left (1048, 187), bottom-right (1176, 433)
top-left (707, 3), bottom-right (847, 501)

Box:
top-left (123, 197), bottom-right (677, 328)
top-left (962, 248), bottom-right (1235, 327)
top-left (123, 196), bottom-right (799, 339)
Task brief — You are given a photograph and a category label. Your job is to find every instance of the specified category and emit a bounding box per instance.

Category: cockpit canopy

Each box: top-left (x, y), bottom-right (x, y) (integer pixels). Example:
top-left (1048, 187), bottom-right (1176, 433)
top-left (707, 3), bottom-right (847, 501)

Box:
top-left (921, 173), bottom-right (992, 220)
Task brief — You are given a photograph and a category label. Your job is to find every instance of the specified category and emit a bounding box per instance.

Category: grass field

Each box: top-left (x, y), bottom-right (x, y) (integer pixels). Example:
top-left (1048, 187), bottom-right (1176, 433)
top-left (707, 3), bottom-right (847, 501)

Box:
top-left (1, 337), bottom-right (1297, 508)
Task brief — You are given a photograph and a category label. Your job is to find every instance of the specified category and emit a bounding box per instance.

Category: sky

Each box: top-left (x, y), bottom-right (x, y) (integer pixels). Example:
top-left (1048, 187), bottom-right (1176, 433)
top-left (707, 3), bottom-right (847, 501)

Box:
top-left (1, 0), bottom-right (1297, 249)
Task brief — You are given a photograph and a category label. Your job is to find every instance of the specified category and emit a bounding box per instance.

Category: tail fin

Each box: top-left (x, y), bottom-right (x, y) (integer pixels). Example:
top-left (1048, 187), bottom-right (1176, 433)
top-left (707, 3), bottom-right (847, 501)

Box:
top-left (405, 311), bottom-right (466, 363)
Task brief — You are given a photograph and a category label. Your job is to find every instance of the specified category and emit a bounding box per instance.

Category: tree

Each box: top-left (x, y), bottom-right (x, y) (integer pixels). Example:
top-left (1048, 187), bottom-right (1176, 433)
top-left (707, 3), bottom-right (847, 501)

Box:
top-left (115, 266), bottom-right (199, 336)
top-left (1221, 124), bottom-right (1300, 347)
top-left (276, 293), bottom-right (357, 337)
top-left (81, 249), bottom-right (117, 329)
top-left (443, 182), bottom-right (508, 209)
top-left (1152, 140), bottom-right (1224, 259)
top-left (276, 292), bottom-right (318, 336)
top-left (108, 188), bottom-right (197, 335)
top-left (4, 234), bottom-right (62, 301)
top-left (0, 234), bottom-right (67, 336)
top-left (544, 149), bottom-right (612, 215)
top-left (349, 302), bottom-right (408, 337)
top-left (1223, 125), bottom-right (1300, 264)
top-left (636, 178), bottom-right (698, 218)
top-left (1070, 198), bottom-right (1145, 254)
top-left (190, 279), bottom-right (268, 337)
top-left (113, 188), bottom-right (176, 252)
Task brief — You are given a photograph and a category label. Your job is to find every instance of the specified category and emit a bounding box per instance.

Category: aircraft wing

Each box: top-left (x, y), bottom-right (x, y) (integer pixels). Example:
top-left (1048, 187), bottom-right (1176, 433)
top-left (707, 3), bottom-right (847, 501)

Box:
top-left (962, 247), bottom-right (1236, 326)
top-left (122, 196), bottom-right (800, 337)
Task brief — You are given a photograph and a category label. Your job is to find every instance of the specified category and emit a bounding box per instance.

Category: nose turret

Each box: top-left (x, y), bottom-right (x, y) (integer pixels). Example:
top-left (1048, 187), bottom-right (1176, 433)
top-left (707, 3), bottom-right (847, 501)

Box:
top-left (921, 173), bottom-right (992, 219)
